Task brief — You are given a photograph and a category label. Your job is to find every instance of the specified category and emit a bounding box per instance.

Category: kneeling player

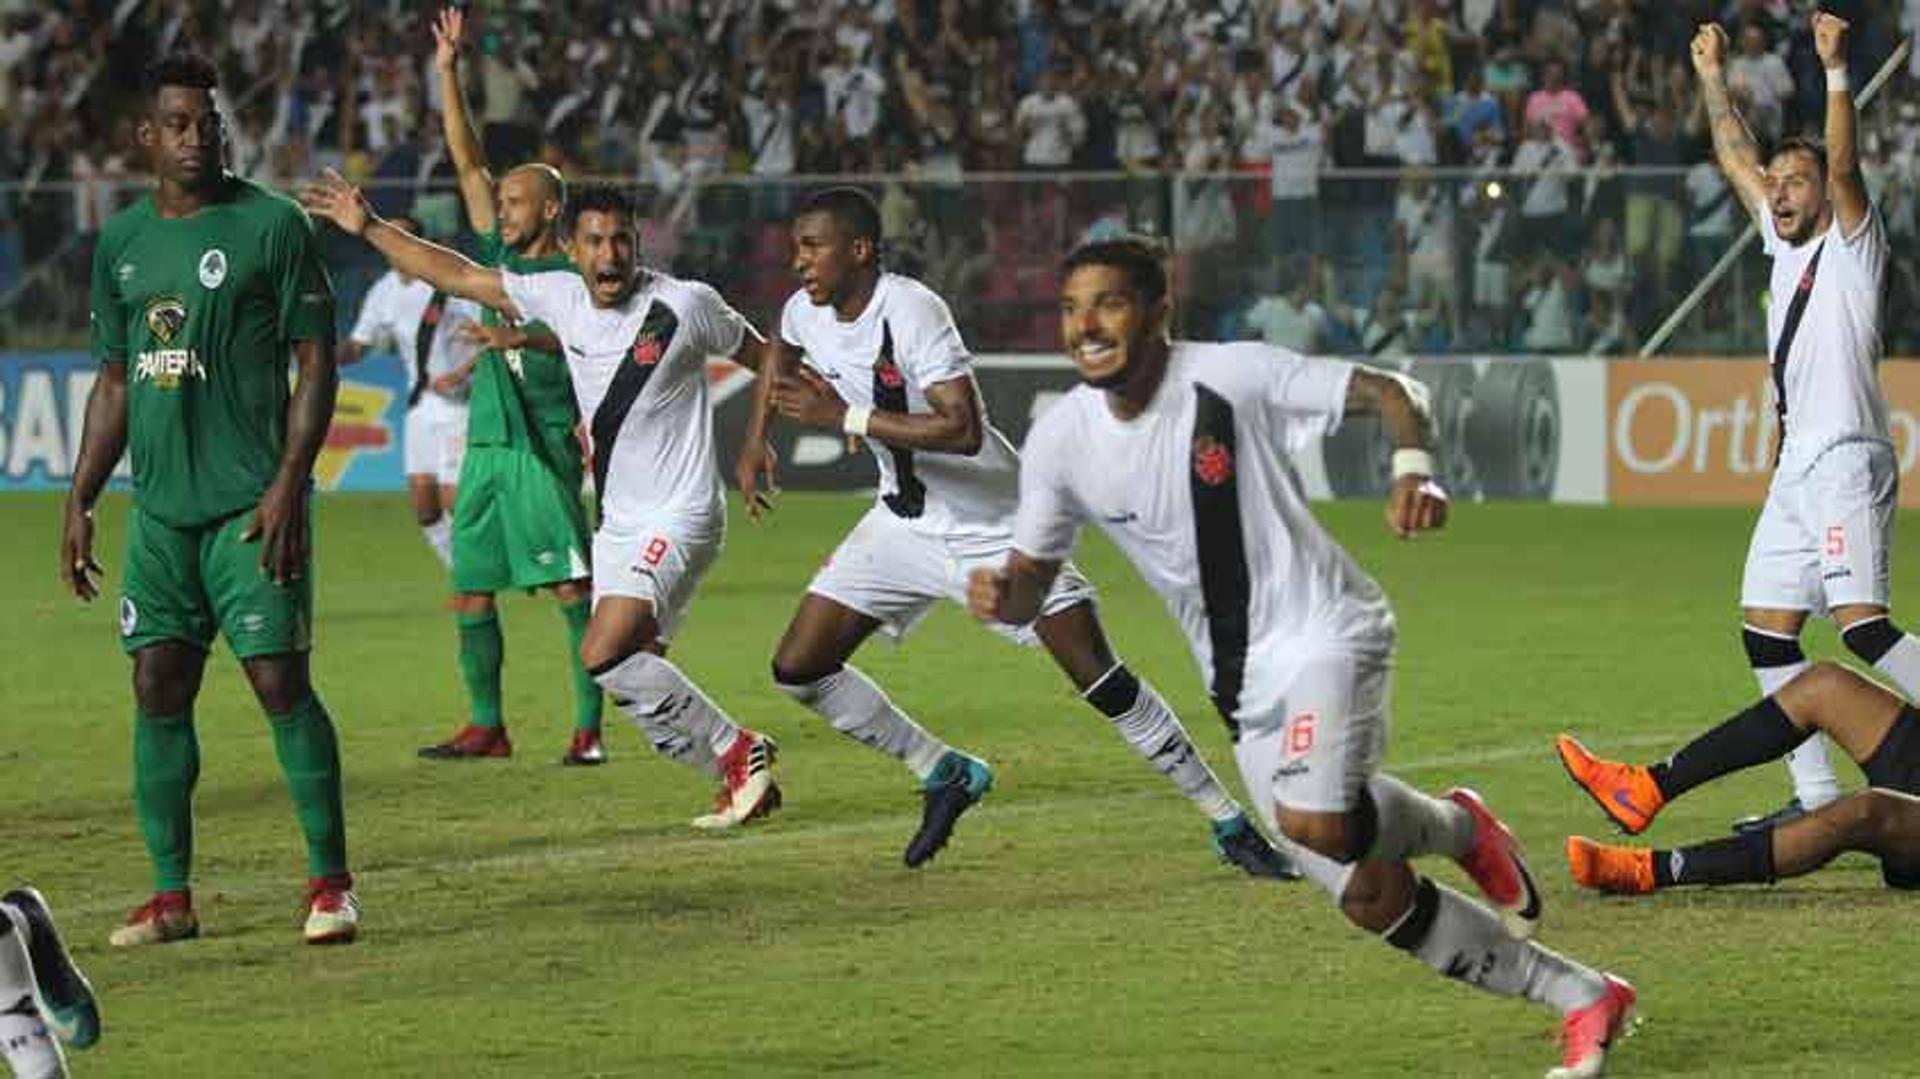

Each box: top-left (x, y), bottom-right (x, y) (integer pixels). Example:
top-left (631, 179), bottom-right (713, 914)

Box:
top-left (1560, 660), bottom-right (1920, 893)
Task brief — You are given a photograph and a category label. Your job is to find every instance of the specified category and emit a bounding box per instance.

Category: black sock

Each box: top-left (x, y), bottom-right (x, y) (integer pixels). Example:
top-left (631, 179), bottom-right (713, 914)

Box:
top-left (1648, 696), bottom-right (1809, 800)
top-left (1652, 829), bottom-right (1777, 888)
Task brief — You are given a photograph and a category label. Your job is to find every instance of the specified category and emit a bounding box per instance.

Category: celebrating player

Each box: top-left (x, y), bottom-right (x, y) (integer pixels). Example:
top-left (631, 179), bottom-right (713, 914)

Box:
top-left (337, 213), bottom-right (482, 573)
top-left (1560, 661), bottom-right (1920, 894)
top-left (0, 887), bottom-right (98, 1079)
top-left (969, 238), bottom-right (1635, 1079)
top-left (66, 54), bottom-right (359, 946)
top-left (1694, 13), bottom-right (1907, 832)
top-left (740, 188), bottom-right (1293, 874)
top-left (419, 6), bottom-right (604, 765)
top-left (301, 173), bottom-right (783, 829)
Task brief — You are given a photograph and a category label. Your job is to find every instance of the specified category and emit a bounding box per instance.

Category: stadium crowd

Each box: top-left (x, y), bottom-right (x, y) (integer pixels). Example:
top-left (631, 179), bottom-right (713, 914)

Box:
top-left (3, 0), bottom-right (1918, 352)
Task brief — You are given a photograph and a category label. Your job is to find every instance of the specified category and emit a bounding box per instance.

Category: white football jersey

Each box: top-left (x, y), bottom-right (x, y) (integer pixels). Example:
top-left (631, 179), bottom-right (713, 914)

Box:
top-left (1758, 206), bottom-right (1891, 471)
top-left (1013, 341), bottom-right (1396, 725)
top-left (348, 270), bottom-right (482, 403)
top-left (780, 273), bottom-right (1022, 538)
top-left (503, 268), bottom-right (749, 531)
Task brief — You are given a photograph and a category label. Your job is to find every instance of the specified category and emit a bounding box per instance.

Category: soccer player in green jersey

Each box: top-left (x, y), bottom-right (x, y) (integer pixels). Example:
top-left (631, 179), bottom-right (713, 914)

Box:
top-left (62, 55), bottom-right (359, 947)
top-left (419, 6), bottom-right (604, 764)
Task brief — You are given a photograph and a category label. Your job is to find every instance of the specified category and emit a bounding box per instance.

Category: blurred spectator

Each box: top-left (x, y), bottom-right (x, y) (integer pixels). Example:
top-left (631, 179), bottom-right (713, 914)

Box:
top-left (1520, 256), bottom-right (1579, 353)
top-left (1726, 22), bottom-right (1793, 141)
top-left (1243, 257), bottom-right (1332, 352)
top-left (1265, 102), bottom-right (1325, 264)
top-left (1015, 67), bottom-right (1085, 169)
top-left (1523, 60), bottom-right (1591, 159)
top-left (1512, 118), bottom-right (1579, 256)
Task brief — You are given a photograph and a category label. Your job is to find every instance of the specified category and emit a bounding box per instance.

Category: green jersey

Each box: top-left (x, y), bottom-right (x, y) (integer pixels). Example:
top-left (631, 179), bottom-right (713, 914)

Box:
top-left (89, 176), bottom-right (335, 527)
top-left (468, 228), bottom-right (579, 468)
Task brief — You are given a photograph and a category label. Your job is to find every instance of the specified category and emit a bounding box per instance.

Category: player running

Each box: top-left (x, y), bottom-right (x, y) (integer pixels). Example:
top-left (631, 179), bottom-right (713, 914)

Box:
top-left (1560, 661), bottom-right (1920, 894)
top-left (1695, 13), bottom-right (1911, 832)
top-left (418, 6), bottom-right (604, 765)
top-left (302, 174), bottom-right (783, 829)
top-left (0, 887), bottom-right (99, 1079)
top-left (970, 238), bottom-right (1636, 1079)
top-left (65, 54), bottom-right (359, 946)
top-left (740, 188), bottom-right (1293, 873)
top-left (337, 213), bottom-right (482, 572)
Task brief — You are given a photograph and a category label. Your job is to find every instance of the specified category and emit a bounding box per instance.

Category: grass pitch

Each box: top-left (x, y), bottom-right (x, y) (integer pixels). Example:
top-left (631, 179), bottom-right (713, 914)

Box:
top-left (4, 492), bottom-right (1917, 1077)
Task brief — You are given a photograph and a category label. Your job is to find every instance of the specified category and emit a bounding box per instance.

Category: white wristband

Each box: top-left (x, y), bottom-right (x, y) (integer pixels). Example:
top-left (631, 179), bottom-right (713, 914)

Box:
top-left (1827, 67), bottom-right (1849, 93)
top-left (1392, 448), bottom-right (1435, 479)
top-left (843, 405), bottom-right (873, 437)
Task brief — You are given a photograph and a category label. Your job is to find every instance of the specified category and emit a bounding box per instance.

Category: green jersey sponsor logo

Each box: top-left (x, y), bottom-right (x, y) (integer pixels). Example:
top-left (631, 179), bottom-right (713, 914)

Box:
top-left (136, 297), bottom-right (205, 387)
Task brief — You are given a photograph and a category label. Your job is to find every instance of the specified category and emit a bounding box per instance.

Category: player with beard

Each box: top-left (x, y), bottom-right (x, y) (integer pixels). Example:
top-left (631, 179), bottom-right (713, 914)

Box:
top-left (737, 188), bottom-right (1294, 872)
top-left (970, 238), bottom-right (1636, 1079)
top-left (1694, 14), bottom-right (1907, 833)
top-left (302, 174), bottom-right (783, 830)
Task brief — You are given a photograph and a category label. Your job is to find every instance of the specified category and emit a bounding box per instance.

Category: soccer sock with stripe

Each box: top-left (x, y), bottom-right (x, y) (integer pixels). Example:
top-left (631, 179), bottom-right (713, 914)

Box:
top-left (133, 709), bottom-right (198, 893)
top-left (457, 610), bottom-right (506, 729)
top-left (1745, 624), bottom-right (1837, 806)
top-left (0, 907), bottom-right (65, 1079)
top-left (775, 664), bottom-right (949, 779)
top-left (593, 651), bottom-right (741, 775)
top-left (1843, 616), bottom-right (1920, 697)
top-left (1651, 829), bottom-right (1775, 888)
top-left (267, 694), bottom-right (350, 879)
top-left (1648, 696), bottom-right (1810, 801)
top-left (1083, 664), bottom-right (1239, 821)
top-left (559, 597), bottom-right (602, 733)
top-left (1384, 877), bottom-right (1606, 1015)
top-left (1357, 774), bottom-right (1474, 861)
top-left (420, 516), bottom-right (454, 568)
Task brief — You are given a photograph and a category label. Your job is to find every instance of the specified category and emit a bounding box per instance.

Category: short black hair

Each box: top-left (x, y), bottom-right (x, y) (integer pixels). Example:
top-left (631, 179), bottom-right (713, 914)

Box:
top-left (144, 53), bottom-right (219, 99)
top-left (564, 183), bottom-right (634, 236)
top-left (1060, 235), bottom-right (1169, 307)
top-left (798, 186), bottom-right (882, 244)
top-left (1770, 134), bottom-right (1829, 181)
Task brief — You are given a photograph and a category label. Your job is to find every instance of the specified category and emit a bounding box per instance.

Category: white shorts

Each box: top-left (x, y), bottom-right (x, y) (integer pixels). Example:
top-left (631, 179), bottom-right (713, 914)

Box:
top-left (591, 516), bottom-right (722, 642)
top-left (403, 394), bottom-right (469, 485)
top-left (808, 505), bottom-right (1096, 646)
top-left (1741, 440), bottom-right (1896, 613)
top-left (1232, 651), bottom-right (1391, 818)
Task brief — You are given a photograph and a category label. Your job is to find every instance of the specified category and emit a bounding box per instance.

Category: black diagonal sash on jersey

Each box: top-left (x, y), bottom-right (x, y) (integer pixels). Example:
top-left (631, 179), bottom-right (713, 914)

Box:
top-left (590, 302), bottom-right (680, 498)
top-left (1770, 240), bottom-right (1825, 466)
top-left (1190, 384), bottom-right (1249, 740)
top-left (872, 321), bottom-right (927, 519)
top-left (409, 289), bottom-right (449, 407)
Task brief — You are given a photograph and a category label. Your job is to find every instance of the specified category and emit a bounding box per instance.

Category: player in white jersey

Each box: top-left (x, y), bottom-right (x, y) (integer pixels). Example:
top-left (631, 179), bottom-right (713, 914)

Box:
top-left (1694, 14), bottom-right (1916, 833)
top-left (337, 215), bottom-right (481, 571)
top-left (0, 887), bottom-right (98, 1079)
top-left (302, 178), bottom-right (783, 829)
top-left (970, 239), bottom-right (1636, 1079)
top-left (737, 188), bottom-right (1293, 874)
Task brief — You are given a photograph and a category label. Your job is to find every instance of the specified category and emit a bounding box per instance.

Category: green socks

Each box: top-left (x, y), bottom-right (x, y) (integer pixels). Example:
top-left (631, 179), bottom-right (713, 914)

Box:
top-left (458, 610), bottom-right (506, 728)
top-left (133, 709), bottom-right (199, 892)
top-left (268, 694), bottom-right (349, 879)
top-left (560, 597), bottom-right (602, 732)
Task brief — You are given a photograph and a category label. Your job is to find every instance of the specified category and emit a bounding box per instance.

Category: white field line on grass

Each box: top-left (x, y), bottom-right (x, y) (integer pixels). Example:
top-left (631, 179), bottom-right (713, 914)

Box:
top-left (56, 730), bottom-right (1689, 920)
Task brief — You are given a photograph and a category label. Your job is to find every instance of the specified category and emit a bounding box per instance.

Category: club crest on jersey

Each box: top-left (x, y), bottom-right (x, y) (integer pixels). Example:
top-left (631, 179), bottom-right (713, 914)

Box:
top-left (1192, 435), bottom-right (1234, 487)
top-left (631, 335), bottom-right (664, 367)
top-left (197, 248), bottom-right (228, 289)
top-left (875, 360), bottom-right (906, 389)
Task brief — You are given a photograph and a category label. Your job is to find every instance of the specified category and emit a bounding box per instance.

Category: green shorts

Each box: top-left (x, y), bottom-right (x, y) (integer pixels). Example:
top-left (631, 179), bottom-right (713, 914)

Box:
top-left (120, 505), bottom-right (313, 658)
top-left (451, 444), bottom-right (591, 594)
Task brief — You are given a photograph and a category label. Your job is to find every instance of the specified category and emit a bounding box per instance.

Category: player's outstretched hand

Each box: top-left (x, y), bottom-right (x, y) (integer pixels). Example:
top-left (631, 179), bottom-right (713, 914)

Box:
top-left (966, 567), bottom-right (1008, 623)
top-left (1386, 474), bottom-right (1448, 539)
top-left (60, 505), bottom-right (102, 602)
top-left (299, 170), bottom-right (371, 236)
top-left (432, 6), bottom-right (465, 70)
top-left (770, 365), bottom-right (846, 430)
top-left (1690, 23), bottom-right (1729, 80)
top-left (735, 438), bottom-right (781, 522)
top-left (454, 321), bottom-right (522, 351)
top-left (1812, 11), bottom-right (1849, 70)
top-left (243, 482), bottom-right (308, 585)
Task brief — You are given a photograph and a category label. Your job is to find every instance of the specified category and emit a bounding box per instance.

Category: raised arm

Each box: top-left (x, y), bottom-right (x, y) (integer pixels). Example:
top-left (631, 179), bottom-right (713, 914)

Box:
top-left (1691, 23), bottom-right (1770, 215)
top-left (1609, 67), bottom-right (1639, 132)
top-left (1813, 11), bottom-right (1868, 234)
top-left (433, 6), bottom-right (497, 236)
top-left (1344, 365), bottom-right (1448, 539)
top-left (301, 170), bottom-right (517, 317)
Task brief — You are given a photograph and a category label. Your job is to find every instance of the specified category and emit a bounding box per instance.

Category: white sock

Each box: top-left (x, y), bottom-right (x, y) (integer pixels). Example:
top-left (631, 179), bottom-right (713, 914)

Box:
top-left (777, 665), bottom-right (948, 779)
top-left (421, 516), bottom-right (454, 568)
top-left (1363, 774), bottom-right (1474, 861)
top-left (1086, 668), bottom-right (1238, 821)
top-left (1870, 633), bottom-right (1920, 698)
top-left (1384, 878), bottom-right (1605, 1015)
top-left (593, 651), bottom-right (742, 776)
top-left (0, 906), bottom-right (65, 1079)
top-left (1752, 658), bottom-right (1809, 697)
top-left (1785, 735), bottom-right (1842, 808)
